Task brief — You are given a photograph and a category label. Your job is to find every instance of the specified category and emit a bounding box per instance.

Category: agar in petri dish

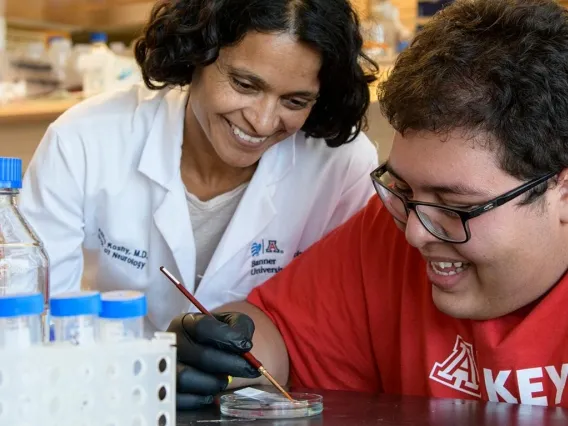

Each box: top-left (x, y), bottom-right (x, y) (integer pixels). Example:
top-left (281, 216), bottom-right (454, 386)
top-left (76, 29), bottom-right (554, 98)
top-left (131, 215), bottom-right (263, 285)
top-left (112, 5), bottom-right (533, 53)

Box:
top-left (220, 392), bottom-right (324, 419)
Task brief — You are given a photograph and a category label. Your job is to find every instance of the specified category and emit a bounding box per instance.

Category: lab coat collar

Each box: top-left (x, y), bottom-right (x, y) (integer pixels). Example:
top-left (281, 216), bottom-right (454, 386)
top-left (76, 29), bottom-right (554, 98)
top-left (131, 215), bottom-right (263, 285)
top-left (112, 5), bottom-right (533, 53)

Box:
top-left (194, 133), bottom-right (298, 291)
top-left (138, 87), bottom-right (189, 191)
top-left (139, 85), bottom-right (297, 295)
top-left (257, 131), bottom-right (297, 185)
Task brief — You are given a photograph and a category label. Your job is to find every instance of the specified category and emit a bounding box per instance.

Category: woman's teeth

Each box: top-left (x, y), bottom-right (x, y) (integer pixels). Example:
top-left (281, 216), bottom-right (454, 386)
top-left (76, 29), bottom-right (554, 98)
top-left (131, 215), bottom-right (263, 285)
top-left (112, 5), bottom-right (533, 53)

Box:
top-left (231, 124), bottom-right (267, 144)
top-left (430, 261), bottom-right (467, 276)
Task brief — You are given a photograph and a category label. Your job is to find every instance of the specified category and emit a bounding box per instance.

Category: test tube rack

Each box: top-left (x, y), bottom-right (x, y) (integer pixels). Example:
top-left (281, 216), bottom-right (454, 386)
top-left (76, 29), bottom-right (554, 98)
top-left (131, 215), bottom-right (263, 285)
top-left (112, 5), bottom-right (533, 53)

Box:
top-left (0, 332), bottom-right (176, 426)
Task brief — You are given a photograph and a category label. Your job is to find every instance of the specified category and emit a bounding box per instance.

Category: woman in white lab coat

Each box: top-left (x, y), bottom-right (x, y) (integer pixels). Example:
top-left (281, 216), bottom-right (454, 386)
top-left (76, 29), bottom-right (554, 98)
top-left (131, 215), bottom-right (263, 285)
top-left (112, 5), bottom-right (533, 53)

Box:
top-left (19, 0), bottom-right (379, 334)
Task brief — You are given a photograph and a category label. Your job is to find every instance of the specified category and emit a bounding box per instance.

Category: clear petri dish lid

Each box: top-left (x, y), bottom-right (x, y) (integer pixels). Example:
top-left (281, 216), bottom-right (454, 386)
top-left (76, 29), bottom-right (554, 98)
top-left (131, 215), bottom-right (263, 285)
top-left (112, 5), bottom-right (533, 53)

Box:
top-left (220, 392), bottom-right (323, 419)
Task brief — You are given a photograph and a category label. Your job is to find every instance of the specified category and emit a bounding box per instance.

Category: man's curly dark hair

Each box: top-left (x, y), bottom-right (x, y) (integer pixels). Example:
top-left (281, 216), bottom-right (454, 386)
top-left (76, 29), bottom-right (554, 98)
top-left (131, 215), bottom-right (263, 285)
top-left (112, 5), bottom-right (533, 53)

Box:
top-left (134, 0), bottom-right (378, 147)
top-left (380, 0), bottom-right (568, 193)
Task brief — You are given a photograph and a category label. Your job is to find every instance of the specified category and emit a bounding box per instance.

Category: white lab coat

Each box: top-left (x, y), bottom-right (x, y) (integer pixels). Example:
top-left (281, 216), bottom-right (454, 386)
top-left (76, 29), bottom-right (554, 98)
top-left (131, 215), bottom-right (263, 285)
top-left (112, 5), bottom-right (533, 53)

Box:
top-left (19, 84), bottom-right (378, 333)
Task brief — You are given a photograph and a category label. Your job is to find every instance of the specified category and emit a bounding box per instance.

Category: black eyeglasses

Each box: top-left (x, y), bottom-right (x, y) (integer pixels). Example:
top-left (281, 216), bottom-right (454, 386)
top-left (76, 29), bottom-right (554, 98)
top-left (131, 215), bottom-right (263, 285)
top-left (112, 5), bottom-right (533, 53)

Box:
top-left (370, 163), bottom-right (556, 244)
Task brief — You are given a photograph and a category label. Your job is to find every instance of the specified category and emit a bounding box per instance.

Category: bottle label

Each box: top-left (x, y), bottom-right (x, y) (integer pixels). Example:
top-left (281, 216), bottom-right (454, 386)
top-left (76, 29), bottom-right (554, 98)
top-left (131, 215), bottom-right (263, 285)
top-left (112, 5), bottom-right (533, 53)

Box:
top-left (100, 321), bottom-right (126, 342)
top-left (0, 263), bottom-right (7, 295)
top-left (67, 322), bottom-right (95, 346)
top-left (53, 317), bottom-right (96, 345)
top-left (0, 258), bottom-right (37, 294)
top-left (0, 233), bottom-right (6, 295)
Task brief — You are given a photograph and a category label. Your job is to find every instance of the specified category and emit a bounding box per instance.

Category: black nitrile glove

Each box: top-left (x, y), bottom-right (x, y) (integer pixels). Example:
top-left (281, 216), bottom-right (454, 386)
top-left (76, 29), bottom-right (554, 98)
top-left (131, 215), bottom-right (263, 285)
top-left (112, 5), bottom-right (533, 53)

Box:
top-left (167, 312), bottom-right (261, 410)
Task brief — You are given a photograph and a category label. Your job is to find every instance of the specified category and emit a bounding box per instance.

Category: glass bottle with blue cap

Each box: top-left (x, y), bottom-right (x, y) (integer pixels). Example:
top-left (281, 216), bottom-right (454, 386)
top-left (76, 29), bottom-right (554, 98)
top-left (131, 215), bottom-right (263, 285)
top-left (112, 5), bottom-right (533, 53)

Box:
top-left (99, 290), bottom-right (147, 341)
top-left (0, 292), bottom-right (44, 349)
top-left (50, 291), bottom-right (101, 345)
top-left (0, 157), bottom-right (49, 340)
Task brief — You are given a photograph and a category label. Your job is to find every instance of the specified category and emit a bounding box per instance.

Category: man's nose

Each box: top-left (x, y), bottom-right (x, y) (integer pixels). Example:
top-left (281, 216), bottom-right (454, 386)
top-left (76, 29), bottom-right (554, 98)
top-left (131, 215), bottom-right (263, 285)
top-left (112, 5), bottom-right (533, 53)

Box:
top-left (405, 211), bottom-right (439, 249)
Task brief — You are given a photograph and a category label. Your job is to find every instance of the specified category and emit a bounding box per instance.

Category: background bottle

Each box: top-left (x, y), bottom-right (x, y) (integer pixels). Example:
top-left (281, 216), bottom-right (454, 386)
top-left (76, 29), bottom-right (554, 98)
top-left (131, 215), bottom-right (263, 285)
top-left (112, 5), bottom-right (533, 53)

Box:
top-left (78, 32), bottom-right (116, 98)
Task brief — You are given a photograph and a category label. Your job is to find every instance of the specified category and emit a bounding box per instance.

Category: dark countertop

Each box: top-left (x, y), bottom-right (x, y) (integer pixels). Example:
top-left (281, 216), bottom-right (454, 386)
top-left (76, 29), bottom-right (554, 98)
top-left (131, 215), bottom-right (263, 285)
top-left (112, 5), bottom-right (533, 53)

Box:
top-left (176, 387), bottom-right (568, 426)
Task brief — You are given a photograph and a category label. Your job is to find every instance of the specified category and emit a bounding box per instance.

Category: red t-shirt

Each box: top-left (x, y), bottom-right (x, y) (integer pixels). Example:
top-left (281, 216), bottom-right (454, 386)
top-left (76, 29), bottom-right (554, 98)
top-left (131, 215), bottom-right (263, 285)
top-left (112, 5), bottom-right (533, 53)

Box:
top-left (247, 195), bottom-right (568, 407)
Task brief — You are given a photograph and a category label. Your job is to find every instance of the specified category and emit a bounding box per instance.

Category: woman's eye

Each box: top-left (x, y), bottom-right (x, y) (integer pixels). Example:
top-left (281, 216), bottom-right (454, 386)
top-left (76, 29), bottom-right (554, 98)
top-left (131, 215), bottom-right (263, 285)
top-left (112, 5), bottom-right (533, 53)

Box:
top-left (284, 98), bottom-right (310, 109)
top-left (232, 78), bottom-right (255, 91)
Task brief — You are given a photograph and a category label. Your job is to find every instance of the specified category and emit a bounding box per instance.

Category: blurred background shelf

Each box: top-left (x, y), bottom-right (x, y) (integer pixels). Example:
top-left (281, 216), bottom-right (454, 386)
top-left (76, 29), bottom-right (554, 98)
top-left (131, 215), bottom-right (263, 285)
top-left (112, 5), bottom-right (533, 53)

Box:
top-left (5, 0), bottom-right (420, 37)
top-left (5, 0), bottom-right (154, 41)
top-left (6, 0), bottom-right (568, 40)
top-left (0, 96), bottom-right (80, 123)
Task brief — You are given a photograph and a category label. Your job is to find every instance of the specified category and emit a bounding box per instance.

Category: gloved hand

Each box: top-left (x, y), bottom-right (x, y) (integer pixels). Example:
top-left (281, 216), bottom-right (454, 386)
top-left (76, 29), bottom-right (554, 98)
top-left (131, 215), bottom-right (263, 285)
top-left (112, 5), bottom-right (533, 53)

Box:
top-left (167, 312), bottom-right (261, 410)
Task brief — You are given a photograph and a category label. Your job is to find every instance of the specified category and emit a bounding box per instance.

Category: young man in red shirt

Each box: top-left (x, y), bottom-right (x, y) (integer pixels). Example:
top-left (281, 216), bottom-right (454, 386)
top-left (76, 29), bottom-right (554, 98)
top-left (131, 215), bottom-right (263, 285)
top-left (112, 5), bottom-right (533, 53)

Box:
top-left (169, 0), bottom-right (568, 409)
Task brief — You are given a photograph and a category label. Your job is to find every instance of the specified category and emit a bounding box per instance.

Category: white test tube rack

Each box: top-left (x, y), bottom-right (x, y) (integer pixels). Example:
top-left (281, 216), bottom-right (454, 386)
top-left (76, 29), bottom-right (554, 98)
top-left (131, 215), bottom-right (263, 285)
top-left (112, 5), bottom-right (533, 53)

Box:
top-left (0, 332), bottom-right (177, 426)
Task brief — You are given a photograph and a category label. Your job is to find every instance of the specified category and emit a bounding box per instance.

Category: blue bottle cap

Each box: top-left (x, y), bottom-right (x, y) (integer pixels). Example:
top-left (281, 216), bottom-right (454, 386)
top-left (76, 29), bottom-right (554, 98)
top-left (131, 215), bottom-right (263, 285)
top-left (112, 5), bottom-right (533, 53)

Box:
top-left (100, 291), bottom-right (147, 319)
top-left (0, 293), bottom-right (44, 318)
top-left (0, 157), bottom-right (22, 189)
top-left (90, 32), bottom-right (108, 43)
top-left (50, 291), bottom-right (101, 317)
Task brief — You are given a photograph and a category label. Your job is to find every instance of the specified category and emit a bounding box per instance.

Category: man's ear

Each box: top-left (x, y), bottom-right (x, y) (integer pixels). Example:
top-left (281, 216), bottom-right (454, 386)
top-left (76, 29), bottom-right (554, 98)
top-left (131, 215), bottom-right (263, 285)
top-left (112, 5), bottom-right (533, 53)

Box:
top-left (556, 168), bottom-right (568, 224)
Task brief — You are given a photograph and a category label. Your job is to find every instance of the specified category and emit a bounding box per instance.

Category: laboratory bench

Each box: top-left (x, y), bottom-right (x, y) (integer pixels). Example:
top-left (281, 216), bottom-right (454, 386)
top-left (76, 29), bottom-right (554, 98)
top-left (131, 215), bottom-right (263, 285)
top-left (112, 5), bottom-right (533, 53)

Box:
top-left (178, 386), bottom-right (568, 425)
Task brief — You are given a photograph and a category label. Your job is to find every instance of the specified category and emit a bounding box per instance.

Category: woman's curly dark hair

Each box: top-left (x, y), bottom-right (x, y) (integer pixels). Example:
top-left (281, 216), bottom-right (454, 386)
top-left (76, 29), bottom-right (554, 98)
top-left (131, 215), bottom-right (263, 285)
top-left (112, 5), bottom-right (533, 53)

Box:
top-left (134, 0), bottom-right (378, 147)
top-left (379, 0), bottom-right (568, 194)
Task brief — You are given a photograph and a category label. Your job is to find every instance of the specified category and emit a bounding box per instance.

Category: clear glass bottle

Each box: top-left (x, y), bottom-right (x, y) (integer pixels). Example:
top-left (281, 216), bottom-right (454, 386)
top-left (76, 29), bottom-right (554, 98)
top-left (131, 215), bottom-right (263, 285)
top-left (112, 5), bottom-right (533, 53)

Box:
top-left (0, 157), bottom-right (50, 341)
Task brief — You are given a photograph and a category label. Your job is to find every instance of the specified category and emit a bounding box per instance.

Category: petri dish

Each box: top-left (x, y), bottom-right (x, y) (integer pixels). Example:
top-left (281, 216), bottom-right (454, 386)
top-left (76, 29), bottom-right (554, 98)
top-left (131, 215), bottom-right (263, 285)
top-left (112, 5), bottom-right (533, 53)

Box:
top-left (220, 392), bottom-right (323, 419)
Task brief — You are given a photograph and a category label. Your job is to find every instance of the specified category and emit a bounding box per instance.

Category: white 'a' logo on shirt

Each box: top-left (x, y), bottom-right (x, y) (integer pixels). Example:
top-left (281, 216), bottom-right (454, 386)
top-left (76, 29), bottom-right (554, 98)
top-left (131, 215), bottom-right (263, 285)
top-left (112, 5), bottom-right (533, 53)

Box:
top-left (429, 335), bottom-right (481, 398)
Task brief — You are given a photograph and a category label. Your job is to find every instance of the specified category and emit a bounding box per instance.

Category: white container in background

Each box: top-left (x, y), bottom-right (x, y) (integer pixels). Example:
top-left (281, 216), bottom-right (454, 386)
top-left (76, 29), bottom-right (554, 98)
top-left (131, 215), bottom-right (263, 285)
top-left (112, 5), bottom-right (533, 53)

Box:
top-left (0, 292), bottom-right (43, 349)
top-left (65, 43), bottom-right (90, 90)
top-left (99, 290), bottom-right (147, 342)
top-left (78, 32), bottom-right (116, 98)
top-left (110, 42), bottom-right (142, 91)
top-left (50, 291), bottom-right (101, 345)
top-left (109, 41), bottom-right (126, 56)
top-left (47, 36), bottom-right (72, 89)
